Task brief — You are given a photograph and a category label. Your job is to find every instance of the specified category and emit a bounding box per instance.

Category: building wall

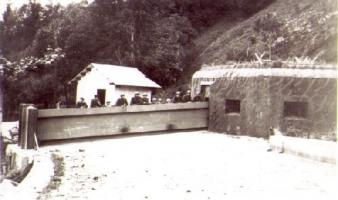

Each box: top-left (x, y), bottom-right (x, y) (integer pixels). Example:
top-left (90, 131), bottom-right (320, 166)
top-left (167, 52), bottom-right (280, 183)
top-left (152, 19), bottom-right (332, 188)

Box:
top-left (76, 68), bottom-right (153, 106)
top-left (209, 76), bottom-right (271, 137)
top-left (76, 68), bottom-right (113, 106)
top-left (209, 76), bottom-right (336, 139)
top-left (269, 77), bottom-right (336, 139)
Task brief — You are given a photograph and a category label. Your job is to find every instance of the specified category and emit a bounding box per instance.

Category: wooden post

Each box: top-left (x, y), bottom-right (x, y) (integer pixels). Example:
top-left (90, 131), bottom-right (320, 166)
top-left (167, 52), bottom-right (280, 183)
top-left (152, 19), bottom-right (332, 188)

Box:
top-left (18, 104), bottom-right (35, 149)
top-left (26, 106), bottom-right (38, 149)
top-left (19, 104), bottom-right (28, 148)
top-left (18, 104), bottom-right (25, 146)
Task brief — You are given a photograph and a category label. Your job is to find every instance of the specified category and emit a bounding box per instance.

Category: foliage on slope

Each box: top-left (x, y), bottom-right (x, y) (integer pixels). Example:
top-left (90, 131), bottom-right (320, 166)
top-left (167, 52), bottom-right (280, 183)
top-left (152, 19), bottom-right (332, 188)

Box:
top-left (1, 0), bottom-right (335, 119)
top-left (193, 0), bottom-right (337, 68)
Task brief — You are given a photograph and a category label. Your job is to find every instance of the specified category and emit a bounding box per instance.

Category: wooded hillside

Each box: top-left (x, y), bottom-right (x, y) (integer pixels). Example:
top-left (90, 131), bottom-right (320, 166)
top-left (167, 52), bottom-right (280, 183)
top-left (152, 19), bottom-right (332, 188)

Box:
top-left (0, 0), bottom-right (336, 120)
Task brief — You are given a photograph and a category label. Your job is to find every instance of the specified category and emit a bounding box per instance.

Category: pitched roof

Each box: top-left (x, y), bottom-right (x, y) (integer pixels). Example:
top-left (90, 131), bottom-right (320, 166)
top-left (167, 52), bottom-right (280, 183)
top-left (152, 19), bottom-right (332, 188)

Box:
top-left (69, 63), bottom-right (161, 88)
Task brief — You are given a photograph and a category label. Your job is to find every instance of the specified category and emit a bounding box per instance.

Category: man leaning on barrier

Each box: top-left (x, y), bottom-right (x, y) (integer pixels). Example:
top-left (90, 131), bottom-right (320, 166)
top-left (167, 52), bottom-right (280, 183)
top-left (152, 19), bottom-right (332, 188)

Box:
top-left (192, 92), bottom-right (204, 102)
top-left (131, 93), bottom-right (143, 105)
top-left (142, 94), bottom-right (150, 105)
top-left (115, 94), bottom-right (128, 106)
top-left (172, 91), bottom-right (182, 103)
top-left (182, 90), bottom-right (192, 103)
top-left (90, 95), bottom-right (102, 108)
top-left (56, 96), bottom-right (67, 109)
top-left (76, 97), bottom-right (88, 108)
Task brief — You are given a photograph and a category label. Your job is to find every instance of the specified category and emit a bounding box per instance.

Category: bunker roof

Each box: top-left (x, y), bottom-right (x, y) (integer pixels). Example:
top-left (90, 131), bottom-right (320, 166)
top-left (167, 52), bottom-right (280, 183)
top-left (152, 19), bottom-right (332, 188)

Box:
top-left (69, 63), bottom-right (161, 88)
top-left (193, 62), bottom-right (337, 79)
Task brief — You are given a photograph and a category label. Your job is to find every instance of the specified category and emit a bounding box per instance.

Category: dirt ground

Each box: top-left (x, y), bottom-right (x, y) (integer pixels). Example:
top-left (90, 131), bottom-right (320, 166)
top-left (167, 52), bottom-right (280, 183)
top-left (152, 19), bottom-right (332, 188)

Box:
top-left (36, 130), bottom-right (336, 200)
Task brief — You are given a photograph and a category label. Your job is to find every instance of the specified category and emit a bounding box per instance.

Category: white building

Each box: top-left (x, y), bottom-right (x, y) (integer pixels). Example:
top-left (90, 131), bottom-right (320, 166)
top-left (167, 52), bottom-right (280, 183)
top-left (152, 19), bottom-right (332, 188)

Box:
top-left (69, 63), bottom-right (161, 107)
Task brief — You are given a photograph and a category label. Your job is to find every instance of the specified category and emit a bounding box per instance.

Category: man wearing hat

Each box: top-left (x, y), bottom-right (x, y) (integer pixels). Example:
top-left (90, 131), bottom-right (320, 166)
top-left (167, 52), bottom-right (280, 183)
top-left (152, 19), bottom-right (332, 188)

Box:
top-left (182, 90), bottom-right (192, 103)
top-left (172, 91), bottom-right (182, 103)
top-left (130, 92), bottom-right (143, 105)
top-left (115, 94), bottom-right (128, 106)
top-left (151, 97), bottom-right (157, 104)
top-left (142, 94), bottom-right (150, 105)
top-left (90, 95), bottom-right (102, 108)
top-left (76, 97), bottom-right (88, 108)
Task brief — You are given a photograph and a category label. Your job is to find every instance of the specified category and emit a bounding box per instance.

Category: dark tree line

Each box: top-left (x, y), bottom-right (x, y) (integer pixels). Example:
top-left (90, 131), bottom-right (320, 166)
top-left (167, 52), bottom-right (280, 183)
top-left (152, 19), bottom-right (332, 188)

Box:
top-left (0, 0), bottom-right (272, 120)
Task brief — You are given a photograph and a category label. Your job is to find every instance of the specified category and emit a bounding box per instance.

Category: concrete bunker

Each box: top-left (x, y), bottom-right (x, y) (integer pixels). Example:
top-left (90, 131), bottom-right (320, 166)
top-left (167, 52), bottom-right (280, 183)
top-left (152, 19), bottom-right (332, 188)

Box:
top-left (194, 63), bottom-right (337, 139)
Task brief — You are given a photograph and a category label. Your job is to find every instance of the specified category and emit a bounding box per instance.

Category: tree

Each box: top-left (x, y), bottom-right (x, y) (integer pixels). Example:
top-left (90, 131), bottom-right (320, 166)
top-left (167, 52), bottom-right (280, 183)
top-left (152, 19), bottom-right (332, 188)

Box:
top-left (1, 0), bottom-right (278, 119)
top-left (0, 5), bottom-right (18, 57)
top-left (1, 47), bottom-right (65, 120)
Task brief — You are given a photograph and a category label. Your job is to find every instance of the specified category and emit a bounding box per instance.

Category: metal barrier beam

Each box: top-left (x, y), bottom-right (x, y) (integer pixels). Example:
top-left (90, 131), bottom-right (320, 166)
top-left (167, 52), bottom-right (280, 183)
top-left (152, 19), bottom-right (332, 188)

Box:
top-left (36, 102), bottom-right (209, 141)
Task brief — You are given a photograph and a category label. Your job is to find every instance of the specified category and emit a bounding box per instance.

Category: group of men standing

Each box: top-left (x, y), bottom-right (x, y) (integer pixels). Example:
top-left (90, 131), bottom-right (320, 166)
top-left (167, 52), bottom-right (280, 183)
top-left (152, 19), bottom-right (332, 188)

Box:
top-left (114, 90), bottom-right (204, 106)
top-left (76, 89), bottom-right (205, 109)
top-left (76, 95), bottom-right (106, 108)
top-left (171, 90), bottom-right (204, 103)
top-left (115, 93), bottom-right (150, 106)
top-left (76, 93), bottom-right (150, 108)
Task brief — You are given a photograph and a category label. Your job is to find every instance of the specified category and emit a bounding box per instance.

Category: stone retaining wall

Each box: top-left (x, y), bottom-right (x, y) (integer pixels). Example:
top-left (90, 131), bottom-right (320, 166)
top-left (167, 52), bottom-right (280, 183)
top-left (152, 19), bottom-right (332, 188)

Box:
top-left (269, 135), bottom-right (336, 164)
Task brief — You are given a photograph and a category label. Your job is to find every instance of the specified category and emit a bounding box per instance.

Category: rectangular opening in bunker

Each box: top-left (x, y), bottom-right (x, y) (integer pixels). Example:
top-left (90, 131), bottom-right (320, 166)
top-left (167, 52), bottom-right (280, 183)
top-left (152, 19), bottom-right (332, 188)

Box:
top-left (283, 101), bottom-right (308, 118)
top-left (225, 99), bottom-right (240, 114)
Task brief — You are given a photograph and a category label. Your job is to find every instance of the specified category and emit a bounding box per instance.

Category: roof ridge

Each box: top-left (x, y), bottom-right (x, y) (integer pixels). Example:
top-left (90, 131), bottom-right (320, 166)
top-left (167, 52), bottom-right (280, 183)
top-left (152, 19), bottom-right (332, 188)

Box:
top-left (91, 63), bottom-right (137, 69)
top-left (69, 63), bottom-right (161, 88)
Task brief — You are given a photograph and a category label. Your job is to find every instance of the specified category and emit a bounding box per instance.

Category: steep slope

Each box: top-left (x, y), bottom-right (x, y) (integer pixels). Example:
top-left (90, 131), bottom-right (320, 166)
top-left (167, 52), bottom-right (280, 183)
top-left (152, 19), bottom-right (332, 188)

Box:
top-left (189, 0), bottom-right (337, 74)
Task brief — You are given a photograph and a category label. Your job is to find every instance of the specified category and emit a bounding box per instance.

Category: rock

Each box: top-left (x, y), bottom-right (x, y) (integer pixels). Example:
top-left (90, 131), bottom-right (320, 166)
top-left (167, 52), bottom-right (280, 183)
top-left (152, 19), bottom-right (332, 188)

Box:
top-left (78, 149), bottom-right (85, 152)
top-left (93, 176), bottom-right (99, 181)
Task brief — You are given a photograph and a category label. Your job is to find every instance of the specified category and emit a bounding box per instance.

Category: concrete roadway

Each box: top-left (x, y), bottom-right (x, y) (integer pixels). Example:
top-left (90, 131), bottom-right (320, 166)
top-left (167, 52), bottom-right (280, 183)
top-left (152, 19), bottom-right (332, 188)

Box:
top-left (38, 131), bottom-right (336, 200)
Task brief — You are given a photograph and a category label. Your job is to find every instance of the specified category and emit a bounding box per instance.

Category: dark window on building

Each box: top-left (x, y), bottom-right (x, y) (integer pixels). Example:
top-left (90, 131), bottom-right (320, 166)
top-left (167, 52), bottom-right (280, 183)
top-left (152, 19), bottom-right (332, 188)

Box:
top-left (284, 101), bottom-right (308, 118)
top-left (225, 99), bottom-right (240, 114)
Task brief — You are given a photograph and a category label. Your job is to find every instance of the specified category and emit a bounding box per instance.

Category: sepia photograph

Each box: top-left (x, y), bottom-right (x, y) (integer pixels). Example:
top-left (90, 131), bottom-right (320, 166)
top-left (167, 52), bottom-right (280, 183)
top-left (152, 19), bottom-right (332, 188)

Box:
top-left (0, 0), bottom-right (337, 199)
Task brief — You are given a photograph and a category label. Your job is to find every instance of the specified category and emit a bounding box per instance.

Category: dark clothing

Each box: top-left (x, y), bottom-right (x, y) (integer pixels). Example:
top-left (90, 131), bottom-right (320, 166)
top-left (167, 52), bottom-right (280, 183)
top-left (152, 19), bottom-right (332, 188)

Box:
top-left (192, 95), bottom-right (203, 102)
top-left (182, 94), bottom-right (191, 103)
top-left (57, 100), bottom-right (67, 108)
top-left (57, 96), bottom-right (67, 108)
top-left (115, 97), bottom-right (128, 106)
top-left (172, 95), bottom-right (182, 103)
top-left (130, 96), bottom-right (143, 105)
top-left (90, 98), bottom-right (101, 108)
top-left (142, 97), bottom-right (150, 105)
top-left (76, 101), bottom-right (88, 108)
